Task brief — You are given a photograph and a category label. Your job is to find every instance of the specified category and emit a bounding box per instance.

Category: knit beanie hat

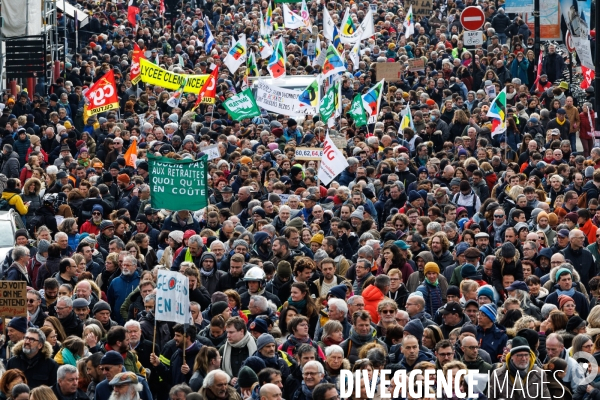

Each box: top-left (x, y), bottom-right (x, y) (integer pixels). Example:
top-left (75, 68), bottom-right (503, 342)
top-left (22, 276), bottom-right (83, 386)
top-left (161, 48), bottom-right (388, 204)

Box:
top-left (311, 232), bottom-right (324, 244)
top-left (328, 284), bottom-right (347, 299)
top-left (37, 239), bottom-right (51, 254)
top-left (403, 319), bottom-right (424, 339)
top-left (211, 301), bottom-right (229, 318)
top-left (477, 285), bottom-right (495, 303)
top-left (256, 333), bottom-right (276, 351)
top-left (536, 210), bottom-right (549, 223)
top-left (501, 242), bottom-right (516, 258)
top-left (479, 303), bottom-right (497, 322)
top-left (15, 229), bottom-right (28, 241)
top-left (350, 206), bottom-right (365, 220)
top-left (408, 190), bottom-right (421, 203)
top-left (237, 367), bottom-right (259, 388)
top-left (93, 301), bottom-right (112, 315)
top-left (7, 317), bottom-right (27, 333)
top-left (117, 173), bottom-right (130, 184)
top-left (558, 295), bottom-right (574, 309)
top-left (276, 261), bottom-right (292, 279)
top-left (248, 318), bottom-right (269, 335)
top-left (510, 336), bottom-right (530, 356)
top-left (99, 220), bottom-right (114, 231)
top-left (423, 262), bottom-right (440, 275)
top-left (555, 267), bottom-right (572, 282)
top-left (286, 217), bottom-right (304, 231)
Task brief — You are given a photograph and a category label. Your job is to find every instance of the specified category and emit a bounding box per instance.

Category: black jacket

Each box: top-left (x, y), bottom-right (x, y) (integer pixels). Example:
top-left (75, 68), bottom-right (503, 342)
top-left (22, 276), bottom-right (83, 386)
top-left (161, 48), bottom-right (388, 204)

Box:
top-left (7, 341), bottom-right (59, 389)
top-left (58, 311), bottom-right (84, 337)
top-left (52, 383), bottom-right (90, 400)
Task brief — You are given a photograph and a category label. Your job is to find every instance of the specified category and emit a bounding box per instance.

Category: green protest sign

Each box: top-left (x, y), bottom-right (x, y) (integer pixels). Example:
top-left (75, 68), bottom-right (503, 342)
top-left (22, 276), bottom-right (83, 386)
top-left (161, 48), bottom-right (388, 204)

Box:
top-left (147, 153), bottom-right (209, 210)
top-left (223, 88), bottom-right (261, 120)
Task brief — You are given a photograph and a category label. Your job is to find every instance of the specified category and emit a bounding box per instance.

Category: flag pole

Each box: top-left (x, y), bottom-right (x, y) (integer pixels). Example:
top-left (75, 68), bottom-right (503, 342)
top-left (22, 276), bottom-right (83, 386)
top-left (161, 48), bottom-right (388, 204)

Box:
top-left (152, 315), bottom-right (157, 354)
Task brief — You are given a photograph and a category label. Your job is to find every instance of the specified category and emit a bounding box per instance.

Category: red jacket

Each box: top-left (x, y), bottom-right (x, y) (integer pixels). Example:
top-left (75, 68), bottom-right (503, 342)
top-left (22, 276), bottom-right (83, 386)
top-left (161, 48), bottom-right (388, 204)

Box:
top-left (580, 219), bottom-right (597, 246)
top-left (80, 220), bottom-right (101, 235)
top-left (362, 284), bottom-right (385, 324)
top-left (580, 111), bottom-right (594, 140)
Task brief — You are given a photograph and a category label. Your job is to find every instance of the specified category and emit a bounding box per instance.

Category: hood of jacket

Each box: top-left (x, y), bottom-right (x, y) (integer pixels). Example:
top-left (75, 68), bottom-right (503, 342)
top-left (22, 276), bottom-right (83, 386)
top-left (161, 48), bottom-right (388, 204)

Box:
top-left (12, 339), bottom-right (53, 359)
top-left (200, 252), bottom-right (217, 264)
top-left (547, 264), bottom-right (581, 283)
top-left (362, 284), bottom-right (385, 303)
top-left (414, 251), bottom-right (434, 265)
top-left (23, 177), bottom-right (42, 195)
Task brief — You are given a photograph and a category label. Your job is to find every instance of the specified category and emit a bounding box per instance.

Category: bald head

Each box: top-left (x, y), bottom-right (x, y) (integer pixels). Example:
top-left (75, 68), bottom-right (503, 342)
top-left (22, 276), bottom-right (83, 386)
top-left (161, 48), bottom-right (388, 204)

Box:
top-left (260, 383), bottom-right (282, 400)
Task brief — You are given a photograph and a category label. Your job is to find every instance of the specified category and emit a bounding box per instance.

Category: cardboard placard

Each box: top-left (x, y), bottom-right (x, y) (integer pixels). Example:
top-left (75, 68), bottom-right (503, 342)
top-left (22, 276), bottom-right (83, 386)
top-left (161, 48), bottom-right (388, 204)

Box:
top-left (408, 58), bottom-right (426, 72)
top-left (0, 281), bottom-right (27, 317)
top-left (376, 63), bottom-right (403, 81)
top-left (411, 0), bottom-right (433, 18)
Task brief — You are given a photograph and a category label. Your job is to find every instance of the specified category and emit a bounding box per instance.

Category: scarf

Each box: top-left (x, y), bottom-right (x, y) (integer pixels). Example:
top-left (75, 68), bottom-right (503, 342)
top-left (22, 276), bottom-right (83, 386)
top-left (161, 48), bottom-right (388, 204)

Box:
top-left (556, 287), bottom-right (575, 297)
top-left (287, 298), bottom-right (307, 314)
top-left (508, 358), bottom-right (529, 380)
top-left (323, 336), bottom-right (343, 346)
top-left (36, 252), bottom-right (47, 264)
top-left (61, 347), bottom-right (79, 366)
top-left (221, 332), bottom-right (257, 377)
top-left (349, 326), bottom-right (376, 347)
top-left (555, 117), bottom-right (566, 126)
top-left (200, 267), bottom-right (215, 277)
top-left (258, 352), bottom-right (280, 369)
top-left (425, 277), bottom-right (439, 287)
top-left (301, 381), bottom-right (323, 400)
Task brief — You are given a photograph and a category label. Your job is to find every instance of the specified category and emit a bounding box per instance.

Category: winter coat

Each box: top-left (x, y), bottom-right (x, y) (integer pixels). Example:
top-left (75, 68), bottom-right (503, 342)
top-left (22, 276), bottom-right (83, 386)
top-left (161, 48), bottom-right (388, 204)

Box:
top-left (510, 58), bottom-right (530, 85)
top-left (107, 270), bottom-right (140, 325)
top-left (561, 245), bottom-right (595, 292)
top-left (58, 311), bottom-right (84, 337)
top-left (6, 340), bottom-right (58, 389)
top-left (155, 340), bottom-right (202, 385)
top-left (476, 323), bottom-right (508, 363)
top-left (362, 285), bottom-right (385, 324)
top-left (546, 285), bottom-right (589, 320)
top-left (488, 352), bottom-right (550, 400)
top-left (1, 151), bottom-right (20, 179)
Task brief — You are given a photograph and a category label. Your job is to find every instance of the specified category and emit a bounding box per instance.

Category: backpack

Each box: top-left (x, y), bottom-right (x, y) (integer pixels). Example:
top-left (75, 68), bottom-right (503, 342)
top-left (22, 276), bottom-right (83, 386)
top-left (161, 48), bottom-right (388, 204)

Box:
top-left (0, 194), bottom-right (18, 211)
top-left (26, 214), bottom-right (44, 238)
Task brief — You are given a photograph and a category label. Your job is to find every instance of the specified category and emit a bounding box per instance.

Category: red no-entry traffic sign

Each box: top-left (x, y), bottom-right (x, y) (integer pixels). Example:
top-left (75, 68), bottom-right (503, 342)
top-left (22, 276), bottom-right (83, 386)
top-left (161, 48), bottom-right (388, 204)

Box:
top-left (460, 6), bottom-right (486, 31)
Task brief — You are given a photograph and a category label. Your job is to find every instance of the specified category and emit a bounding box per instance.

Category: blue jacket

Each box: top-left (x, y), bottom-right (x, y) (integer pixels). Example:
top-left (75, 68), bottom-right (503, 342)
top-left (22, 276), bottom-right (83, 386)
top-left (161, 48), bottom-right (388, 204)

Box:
top-left (337, 169), bottom-right (356, 187)
top-left (416, 281), bottom-right (443, 316)
top-left (162, 214), bottom-right (201, 234)
top-left (67, 232), bottom-right (80, 252)
top-left (476, 323), bottom-right (508, 363)
top-left (546, 285), bottom-right (590, 320)
top-left (107, 271), bottom-right (140, 325)
top-left (95, 373), bottom-right (152, 400)
top-left (510, 58), bottom-right (529, 85)
top-left (131, 226), bottom-right (160, 249)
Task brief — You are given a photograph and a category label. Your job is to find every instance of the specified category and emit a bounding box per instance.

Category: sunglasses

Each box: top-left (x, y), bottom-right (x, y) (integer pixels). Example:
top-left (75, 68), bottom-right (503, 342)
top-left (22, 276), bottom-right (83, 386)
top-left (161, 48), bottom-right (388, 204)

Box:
top-left (494, 215), bottom-right (504, 218)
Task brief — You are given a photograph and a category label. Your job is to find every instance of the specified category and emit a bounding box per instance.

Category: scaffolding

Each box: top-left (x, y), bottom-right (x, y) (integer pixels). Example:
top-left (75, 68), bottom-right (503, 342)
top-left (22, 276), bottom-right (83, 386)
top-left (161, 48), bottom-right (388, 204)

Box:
top-left (0, 0), bottom-right (60, 92)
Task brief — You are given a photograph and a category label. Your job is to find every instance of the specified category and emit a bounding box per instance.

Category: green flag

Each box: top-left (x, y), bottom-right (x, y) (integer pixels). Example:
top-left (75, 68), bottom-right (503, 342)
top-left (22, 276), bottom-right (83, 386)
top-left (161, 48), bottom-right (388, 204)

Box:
top-left (319, 81), bottom-right (339, 122)
top-left (348, 94), bottom-right (367, 127)
top-left (147, 153), bottom-right (209, 210)
top-left (223, 88), bottom-right (261, 120)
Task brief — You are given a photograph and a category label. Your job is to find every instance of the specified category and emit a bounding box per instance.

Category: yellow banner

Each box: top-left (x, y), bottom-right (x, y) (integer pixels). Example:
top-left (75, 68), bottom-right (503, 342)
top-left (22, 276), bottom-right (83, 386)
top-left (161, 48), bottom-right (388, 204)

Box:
top-left (88, 102), bottom-right (119, 116)
top-left (139, 58), bottom-right (210, 93)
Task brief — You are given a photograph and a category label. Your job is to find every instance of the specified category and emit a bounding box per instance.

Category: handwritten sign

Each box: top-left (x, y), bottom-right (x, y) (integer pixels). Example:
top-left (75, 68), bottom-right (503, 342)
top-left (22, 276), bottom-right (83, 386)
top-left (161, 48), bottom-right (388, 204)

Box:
top-left (0, 281), bottom-right (26, 317)
top-left (412, 0), bottom-right (432, 18)
top-left (376, 63), bottom-right (403, 81)
top-left (408, 58), bottom-right (426, 72)
top-left (199, 144), bottom-right (220, 160)
top-left (155, 270), bottom-right (190, 324)
top-left (295, 148), bottom-right (323, 160)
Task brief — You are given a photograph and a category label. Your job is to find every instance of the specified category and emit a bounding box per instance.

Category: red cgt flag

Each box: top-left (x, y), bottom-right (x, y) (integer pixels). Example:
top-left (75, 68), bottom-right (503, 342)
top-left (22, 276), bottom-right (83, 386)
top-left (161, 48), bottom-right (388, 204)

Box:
top-left (85, 70), bottom-right (119, 116)
top-left (193, 66), bottom-right (219, 109)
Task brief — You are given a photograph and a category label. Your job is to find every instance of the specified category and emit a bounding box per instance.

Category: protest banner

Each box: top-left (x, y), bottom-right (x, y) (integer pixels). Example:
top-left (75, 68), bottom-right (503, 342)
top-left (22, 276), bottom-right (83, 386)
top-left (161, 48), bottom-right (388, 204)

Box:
top-left (295, 147), bottom-right (323, 160)
top-left (407, 59), bottom-right (426, 72)
top-left (411, 0), bottom-right (432, 18)
top-left (0, 281), bottom-right (27, 317)
top-left (139, 58), bottom-right (209, 93)
top-left (376, 63), bottom-right (403, 81)
top-left (147, 153), bottom-right (209, 210)
top-left (254, 79), bottom-right (317, 116)
top-left (223, 89), bottom-right (261, 120)
top-left (155, 270), bottom-right (190, 323)
top-left (318, 133), bottom-right (349, 185)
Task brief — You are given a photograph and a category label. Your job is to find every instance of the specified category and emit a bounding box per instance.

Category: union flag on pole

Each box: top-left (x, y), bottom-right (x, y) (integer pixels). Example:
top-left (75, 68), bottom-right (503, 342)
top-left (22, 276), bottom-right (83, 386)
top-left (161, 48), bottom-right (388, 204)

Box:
top-left (84, 70), bottom-right (119, 116)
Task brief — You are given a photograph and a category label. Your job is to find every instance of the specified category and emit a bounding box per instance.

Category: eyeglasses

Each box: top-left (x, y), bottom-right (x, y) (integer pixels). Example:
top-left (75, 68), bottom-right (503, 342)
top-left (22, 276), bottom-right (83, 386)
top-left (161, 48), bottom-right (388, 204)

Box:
top-left (463, 345), bottom-right (479, 350)
top-left (24, 337), bottom-right (39, 342)
top-left (381, 309), bottom-right (395, 314)
top-left (55, 306), bottom-right (68, 311)
top-left (100, 367), bottom-right (113, 371)
top-left (27, 299), bottom-right (37, 303)
top-left (302, 372), bottom-right (321, 377)
top-left (92, 212), bottom-right (101, 215)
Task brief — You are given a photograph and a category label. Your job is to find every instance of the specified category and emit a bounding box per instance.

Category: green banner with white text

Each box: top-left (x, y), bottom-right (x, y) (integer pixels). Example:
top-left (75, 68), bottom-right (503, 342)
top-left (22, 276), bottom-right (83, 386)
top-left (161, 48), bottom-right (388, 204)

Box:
top-left (148, 153), bottom-right (209, 211)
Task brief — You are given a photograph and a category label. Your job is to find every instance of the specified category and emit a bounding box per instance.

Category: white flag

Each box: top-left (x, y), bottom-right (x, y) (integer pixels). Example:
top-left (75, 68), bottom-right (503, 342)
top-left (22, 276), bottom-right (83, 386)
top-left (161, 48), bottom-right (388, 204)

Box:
top-left (155, 270), bottom-right (191, 324)
top-left (322, 7), bottom-right (337, 42)
top-left (223, 34), bottom-right (247, 74)
top-left (318, 132), bottom-right (349, 185)
top-left (403, 6), bottom-right (414, 38)
top-left (348, 40), bottom-right (361, 71)
top-left (282, 4), bottom-right (305, 29)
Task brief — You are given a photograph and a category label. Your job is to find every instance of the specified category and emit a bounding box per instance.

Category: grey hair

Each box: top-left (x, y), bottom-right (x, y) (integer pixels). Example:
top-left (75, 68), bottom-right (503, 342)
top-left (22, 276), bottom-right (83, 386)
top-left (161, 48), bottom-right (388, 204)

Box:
top-left (427, 222), bottom-right (442, 233)
top-left (250, 295), bottom-right (268, 312)
top-left (27, 327), bottom-right (46, 346)
top-left (324, 343), bottom-right (344, 357)
top-left (188, 235), bottom-right (204, 247)
top-left (55, 232), bottom-right (68, 241)
top-left (57, 364), bottom-right (78, 380)
top-left (124, 320), bottom-right (141, 330)
top-left (124, 255), bottom-right (137, 266)
top-left (359, 233), bottom-right (374, 242)
top-left (58, 296), bottom-right (73, 307)
top-left (302, 360), bottom-right (324, 374)
top-left (347, 295), bottom-right (364, 306)
top-left (210, 240), bottom-right (225, 250)
top-left (572, 334), bottom-right (592, 353)
top-left (12, 245), bottom-right (30, 262)
top-left (203, 370), bottom-right (230, 388)
top-left (328, 298), bottom-right (348, 315)
top-left (357, 258), bottom-right (372, 270)
top-left (357, 245), bottom-right (374, 259)
top-left (541, 303), bottom-right (558, 319)
top-left (261, 225), bottom-right (276, 237)
top-left (144, 293), bottom-right (156, 303)
top-left (109, 238), bottom-right (125, 250)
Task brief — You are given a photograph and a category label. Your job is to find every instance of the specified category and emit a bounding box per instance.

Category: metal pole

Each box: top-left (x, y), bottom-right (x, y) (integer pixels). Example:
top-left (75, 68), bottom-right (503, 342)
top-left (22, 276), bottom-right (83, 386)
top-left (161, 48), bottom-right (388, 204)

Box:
top-left (533, 0), bottom-right (540, 62)
top-left (595, 0), bottom-right (600, 133)
top-left (63, 0), bottom-right (67, 79)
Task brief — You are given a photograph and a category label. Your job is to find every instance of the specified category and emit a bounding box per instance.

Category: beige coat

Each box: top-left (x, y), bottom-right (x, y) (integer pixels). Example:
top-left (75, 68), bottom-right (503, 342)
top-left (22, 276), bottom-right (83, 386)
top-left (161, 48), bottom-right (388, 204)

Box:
top-left (488, 353), bottom-right (550, 400)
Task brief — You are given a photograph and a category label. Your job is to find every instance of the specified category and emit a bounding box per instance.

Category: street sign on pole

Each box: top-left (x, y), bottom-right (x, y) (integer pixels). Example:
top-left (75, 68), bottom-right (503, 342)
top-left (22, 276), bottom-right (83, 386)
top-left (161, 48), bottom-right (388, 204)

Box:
top-left (463, 31), bottom-right (484, 46)
top-left (460, 6), bottom-right (486, 31)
